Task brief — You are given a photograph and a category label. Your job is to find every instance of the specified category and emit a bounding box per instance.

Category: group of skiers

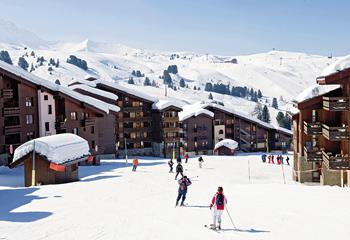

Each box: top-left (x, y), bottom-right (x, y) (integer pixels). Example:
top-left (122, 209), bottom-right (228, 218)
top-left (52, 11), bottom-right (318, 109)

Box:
top-left (168, 155), bottom-right (205, 178)
top-left (261, 153), bottom-right (289, 165)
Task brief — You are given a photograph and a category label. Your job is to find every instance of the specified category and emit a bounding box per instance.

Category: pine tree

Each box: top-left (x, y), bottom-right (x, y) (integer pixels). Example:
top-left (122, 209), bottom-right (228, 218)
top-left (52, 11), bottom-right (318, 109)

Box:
top-left (56, 59), bottom-right (60, 68)
top-left (143, 77), bottom-right (151, 86)
top-left (193, 86), bottom-right (197, 90)
top-left (55, 79), bottom-right (61, 85)
top-left (0, 50), bottom-right (13, 65)
top-left (151, 80), bottom-right (157, 87)
top-left (205, 82), bottom-right (213, 91)
top-left (250, 88), bottom-right (254, 97)
top-left (258, 89), bottom-right (262, 98)
top-left (30, 63), bottom-right (35, 72)
top-left (179, 78), bottom-right (185, 88)
top-left (128, 77), bottom-right (135, 84)
top-left (163, 70), bottom-right (172, 86)
top-left (18, 57), bottom-right (29, 71)
top-left (261, 105), bottom-right (271, 123)
top-left (131, 70), bottom-right (136, 76)
top-left (208, 93), bottom-right (213, 100)
top-left (272, 97), bottom-right (278, 109)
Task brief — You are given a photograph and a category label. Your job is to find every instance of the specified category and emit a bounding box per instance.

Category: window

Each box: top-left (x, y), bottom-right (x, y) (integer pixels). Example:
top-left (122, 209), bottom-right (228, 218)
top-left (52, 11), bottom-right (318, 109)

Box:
top-left (25, 97), bottom-right (33, 107)
top-left (26, 115), bottom-right (33, 124)
top-left (26, 132), bottom-right (34, 141)
top-left (130, 112), bottom-right (136, 118)
top-left (91, 140), bottom-right (96, 149)
top-left (72, 128), bottom-right (78, 135)
top-left (48, 105), bottom-right (52, 115)
top-left (70, 112), bottom-right (77, 120)
top-left (44, 95), bottom-right (48, 100)
top-left (219, 129), bottom-right (224, 134)
top-left (91, 126), bottom-right (95, 134)
top-left (45, 122), bottom-right (50, 132)
top-left (130, 132), bottom-right (137, 139)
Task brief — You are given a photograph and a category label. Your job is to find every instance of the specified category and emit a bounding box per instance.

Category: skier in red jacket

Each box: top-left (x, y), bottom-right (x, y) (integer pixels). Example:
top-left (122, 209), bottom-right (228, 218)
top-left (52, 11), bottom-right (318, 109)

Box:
top-left (209, 186), bottom-right (227, 230)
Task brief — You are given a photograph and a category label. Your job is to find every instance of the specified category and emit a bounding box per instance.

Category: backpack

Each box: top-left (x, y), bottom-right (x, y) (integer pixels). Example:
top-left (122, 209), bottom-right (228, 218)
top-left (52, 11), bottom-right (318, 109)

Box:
top-left (216, 193), bottom-right (224, 205)
top-left (176, 164), bottom-right (183, 172)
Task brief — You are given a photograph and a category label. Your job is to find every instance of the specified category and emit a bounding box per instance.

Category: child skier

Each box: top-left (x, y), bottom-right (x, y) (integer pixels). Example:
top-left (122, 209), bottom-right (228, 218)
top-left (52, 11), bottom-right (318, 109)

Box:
top-left (132, 157), bottom-right (139, 171)
top-left (175, 162), bottom-right (184, 180)
top-left (168, 159), bottom-right (174, 172)
top-left (176, 176), bottom-right (192, 206)
top-left (209, 186), bottom-right (227, 230)
top-left (286, 156), bottom-right (290, 165)
top-left (198, 156), bottom-right (204, 168)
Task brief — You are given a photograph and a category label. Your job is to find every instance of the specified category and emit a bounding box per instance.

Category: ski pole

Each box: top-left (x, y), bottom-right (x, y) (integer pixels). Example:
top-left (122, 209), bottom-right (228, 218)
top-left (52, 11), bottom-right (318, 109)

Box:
top-left (225, 207), bottom-right (237, 229)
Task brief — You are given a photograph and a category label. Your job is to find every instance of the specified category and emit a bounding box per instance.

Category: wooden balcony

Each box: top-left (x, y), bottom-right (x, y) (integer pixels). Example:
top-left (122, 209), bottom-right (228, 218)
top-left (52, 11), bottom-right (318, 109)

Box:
top-left (80, 118), bottom-right (95, 127)
top-left (4, 125), bottom-right (21, 135)
top-left (163, 127), bottom-right (180, 133)
top-left (123, 106), bottom-right (143, 112)
top-left (2, 89), bottom-right (14, 99)
top-left (322, 124), bottom-right (349, 141)
top-left (162, 116), bottom-right (179, 122)
top-left (304, 146), bottom-right (322, 161)
top-left (322, 151), bottom-right (350, 170)
top-left (323, 97), bottom-right (349, 111)
top-left (303, 121), bottom-right (322, 135)
top-left (3, 107), bottom-right (20, 116)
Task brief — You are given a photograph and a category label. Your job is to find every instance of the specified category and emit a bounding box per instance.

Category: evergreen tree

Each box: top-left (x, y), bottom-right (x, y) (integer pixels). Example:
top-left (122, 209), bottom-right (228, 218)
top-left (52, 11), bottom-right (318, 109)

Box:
top-left (198, 87), bottom-right (201, 90)
top-left (276, 111), bottom-right (291, 130)
top-left (0, 50), bottom-right (13, 65)
top-left (179, 78), bottom-right (185, 88)
top-left (151, 80), bottom-right (157, 87)
top-left (18, 57), bottom-right (29, 71)
top-left (55, 79), bottom-right (61, 85)
top-left (167, 65), bottom-right (178, 74)
top-left (208, 93), bottom-right (213, 100)
top-left (131, 70), bottom-right (136, 76)
top-left (205, 82), bottom-right (213, 91)
top-left (258, 89), bottom-right (262, 98)
top-left (193, 86), bottom-right (197, 90)
top-left (136, 70), bottom-right (142, 77)
top-left (30, 63), bottom-right (35, 72)
top-left (30, 51), bottom-right (35, 57)
top-left (143, 77), bottom-right (151, 86)
top-left (66, 55), bottom-right (88, 70)
top-left (128, 77), bottom-right (135, 84)
top-left (48, 66), bottom-right (53, 72)
top-left (56, 59), bottom-right (60, 68)
top-left (250, 88), bottom-right (254, 97)
top-left (272, 97), bottom-right (278, 109)
top-left (163, 70), bottom-right (172, 86)
top-left (261, 105), bottom-right (271, 123)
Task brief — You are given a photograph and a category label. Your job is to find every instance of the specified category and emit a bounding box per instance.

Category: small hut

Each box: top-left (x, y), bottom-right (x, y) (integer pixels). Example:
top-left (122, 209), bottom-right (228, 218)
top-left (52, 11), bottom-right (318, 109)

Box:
top-left (10, 133), bottom-right (90, 187)
top-left (214, 139), bottom-right (238, 155)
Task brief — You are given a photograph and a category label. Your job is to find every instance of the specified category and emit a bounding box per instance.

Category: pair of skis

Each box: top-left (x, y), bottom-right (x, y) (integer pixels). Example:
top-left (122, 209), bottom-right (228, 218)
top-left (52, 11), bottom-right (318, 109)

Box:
top-left (204, 224), bottom-right (221, 233)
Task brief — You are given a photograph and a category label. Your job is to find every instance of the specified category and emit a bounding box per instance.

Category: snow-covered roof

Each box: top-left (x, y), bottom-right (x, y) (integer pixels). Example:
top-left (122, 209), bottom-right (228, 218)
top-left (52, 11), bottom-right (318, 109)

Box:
top-left (68, 78), bottom-right (97, 87)
top-left (94, 79), bottom-right (158, 102)
top-left (0, 61), bottom-right (118, 114)
top-left (179, 102), bottom-right (214, 121)
top-left (152, 100), bottom-right (183, 111)
top-left (69, 84), bottom-right (119, 101)
top-left (295, 84), bottom-right (340, 103)
top-left (12, 133), bottom-right (90, 165)
top-left (214, 139), bottom-right (238, 150)
top-left (320, 55), bottom-right (350, 77)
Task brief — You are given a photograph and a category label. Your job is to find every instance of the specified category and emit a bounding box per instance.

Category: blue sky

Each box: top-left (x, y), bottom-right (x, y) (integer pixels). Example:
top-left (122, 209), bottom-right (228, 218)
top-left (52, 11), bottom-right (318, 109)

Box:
top-left (0, 0), bottom-right (349, 56)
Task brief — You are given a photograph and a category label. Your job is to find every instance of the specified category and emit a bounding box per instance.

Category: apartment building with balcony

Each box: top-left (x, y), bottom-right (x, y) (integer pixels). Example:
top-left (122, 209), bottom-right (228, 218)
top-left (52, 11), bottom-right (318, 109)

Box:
top-left (293, 63), bottom-right (350, 186)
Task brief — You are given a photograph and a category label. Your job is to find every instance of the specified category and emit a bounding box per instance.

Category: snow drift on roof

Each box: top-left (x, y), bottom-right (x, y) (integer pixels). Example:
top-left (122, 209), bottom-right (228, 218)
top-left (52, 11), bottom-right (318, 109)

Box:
top-left (0, 60), bottom-right (116, 114)
top-left (179, 102), bottom-right (214, 121)
top-left (12, 133), bottom-right (90, 165)
top-left (295, 84), bottom-right (340, 103)
top-left (214, 139), bottom-right (238, 150)
top-left (68, 78), bottom-right (97, 87)
top-left (320, 55), bottom-right (350, 77)
top-left (69, 84), bottom-right (119, 101)
top-left (94, 79), bottom-right (158, 102)
top-left (152, 100), bottom-right (183, 111)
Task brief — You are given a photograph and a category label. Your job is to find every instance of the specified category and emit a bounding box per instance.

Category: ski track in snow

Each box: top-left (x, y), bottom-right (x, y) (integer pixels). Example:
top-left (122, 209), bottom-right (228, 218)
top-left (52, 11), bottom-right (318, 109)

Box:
top-left (1, 153), bottom-right (350, 240)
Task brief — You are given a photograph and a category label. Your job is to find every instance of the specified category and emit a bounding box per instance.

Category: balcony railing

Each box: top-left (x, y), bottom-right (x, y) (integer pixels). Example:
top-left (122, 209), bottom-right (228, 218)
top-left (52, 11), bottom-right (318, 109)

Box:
top-left (304, 146), bottom-right (323, 161)
top-left (4, 125), bottom-right (21, 135)
top-left (323, 97), bottom-right (349, 111)
top-left (322, 151), bottom-right (350, 170)
top-left (80, 118), bottom-right (95, 127)
top-left (3, 107), bottom-right (20, 116)
top-left (2, 89), bottom-right (14, 99)
top-left (322, 124), bottom-right (349, 141)
top-left (303, 121), bottom-right (322, 135)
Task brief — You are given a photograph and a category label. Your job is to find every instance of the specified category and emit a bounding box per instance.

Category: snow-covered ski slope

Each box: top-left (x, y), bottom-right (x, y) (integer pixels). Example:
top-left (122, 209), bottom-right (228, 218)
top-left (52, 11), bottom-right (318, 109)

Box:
top-left (1, 154), bottom-right (350, 240)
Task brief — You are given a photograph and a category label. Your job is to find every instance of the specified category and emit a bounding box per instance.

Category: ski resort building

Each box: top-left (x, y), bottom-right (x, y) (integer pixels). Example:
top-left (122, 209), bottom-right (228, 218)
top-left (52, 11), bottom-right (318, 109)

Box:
top-left (179, 104), bottom-right (214, 155)
top-left (293, 62), bottom-right (350, 186)
top-left (0, 61), bottom-right (119, 166)
top-left (10, 133), bottom-right (90, 187)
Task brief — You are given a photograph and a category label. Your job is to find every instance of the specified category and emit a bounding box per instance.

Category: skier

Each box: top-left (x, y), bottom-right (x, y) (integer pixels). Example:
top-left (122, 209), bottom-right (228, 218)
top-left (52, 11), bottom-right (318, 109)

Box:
top-left (261, 153), bottom-right (267, 163)
top-left (185, 153), bottom-right (189, 163)
top-left (176, 176), bottom-right (192, 206)
top-left (209, 186), bottom-right (227, 230)
top-left (177, 155), bottom-right (182, 163)
top-left (286, 156), bottom-right (290, 165)
top-left (276, 155), bottom-right (281, 165)
top-left (280, 155), bottom-right (284, 164)
top-left (198, 156), bottom-right (204, 168)
top-left (175, 162), bottom-right (184, 180)
top-left (132, 157), bottom-right (139, 171)
top-left (168, 159), bottom-right (174, 173)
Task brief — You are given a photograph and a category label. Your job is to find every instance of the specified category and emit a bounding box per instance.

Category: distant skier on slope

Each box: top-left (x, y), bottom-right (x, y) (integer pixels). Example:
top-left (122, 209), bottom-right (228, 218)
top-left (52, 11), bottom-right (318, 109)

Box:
top-left (176, 176), bottom-right (192, 206)
top-left (177, 155), bottom-right (182, 163)
top-left (168, 159), bottom-right (174, 173)
top-left (185, 153), bottom-right (189, 163)
top-left (209, 186), bottom-right (227, 230)
top-left (175, 162), bottom-right (184, 180)
top-left (132, 157), bottom-right (139, 171)
top-left (286, 156), bottom-right (290, 165)
top-left (198, 156), bottom-right (204, 168)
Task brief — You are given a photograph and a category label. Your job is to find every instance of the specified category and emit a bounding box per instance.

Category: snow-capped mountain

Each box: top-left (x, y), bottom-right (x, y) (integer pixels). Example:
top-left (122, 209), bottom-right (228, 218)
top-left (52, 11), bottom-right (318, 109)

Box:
top-left (0, 20), bottom-right (339, 127)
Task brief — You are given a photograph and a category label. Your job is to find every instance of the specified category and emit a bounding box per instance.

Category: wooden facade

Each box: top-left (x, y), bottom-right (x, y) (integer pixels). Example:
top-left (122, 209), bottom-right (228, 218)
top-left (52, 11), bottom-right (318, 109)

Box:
top-left (293, 69), bottom-right (350, 186)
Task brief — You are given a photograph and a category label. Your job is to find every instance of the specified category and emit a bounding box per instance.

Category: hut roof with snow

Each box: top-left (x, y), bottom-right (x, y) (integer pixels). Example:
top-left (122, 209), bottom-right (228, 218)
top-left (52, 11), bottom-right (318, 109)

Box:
top-left (214, 139), bottom-right (238, 151)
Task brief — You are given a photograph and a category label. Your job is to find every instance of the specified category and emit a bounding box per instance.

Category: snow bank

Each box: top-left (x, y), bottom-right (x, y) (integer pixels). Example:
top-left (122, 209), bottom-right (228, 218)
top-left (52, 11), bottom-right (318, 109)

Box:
top-left (214, 139), bottom-right (238, 150)
top-left (179, 102), bottom-right (214, 121)
top-left (12, 133), bottom-right (90, 165)
top-left (295, 84), bottom-right (340, 103)
top-left (320, 54), bottom-right (350, 77)
top-left (69, 84), bottom-right (119, 101)
top-left (152, 99), bottom-right (183, 111)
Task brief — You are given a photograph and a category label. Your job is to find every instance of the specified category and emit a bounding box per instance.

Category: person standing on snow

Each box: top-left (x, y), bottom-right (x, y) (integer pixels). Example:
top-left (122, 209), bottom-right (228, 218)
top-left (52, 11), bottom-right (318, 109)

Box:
top-left (198, 156), bottom-right (204, 168)
top-left (286, 156), bottom-right (290, 165)
top-left (209, 186), bottom-right (227, 230)
top-left (185, 153), bottom-right (189, 163)
top-left (176, 176), bottom-right (192, 206)
top-left (132, 157), bottom-right (139, 171)
top-left (177, 155), bottom-right (182, 163)
top-left (168, 159), bottom-right (174, 173)
top-left (175, 162), bottom-right (184, 180)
